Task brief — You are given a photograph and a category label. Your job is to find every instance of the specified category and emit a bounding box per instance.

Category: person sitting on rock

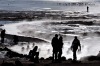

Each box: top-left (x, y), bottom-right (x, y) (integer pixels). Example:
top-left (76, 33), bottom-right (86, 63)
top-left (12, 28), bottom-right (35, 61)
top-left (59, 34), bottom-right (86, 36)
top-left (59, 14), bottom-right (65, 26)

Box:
top-left (29, 46), bottom-right (39, 63)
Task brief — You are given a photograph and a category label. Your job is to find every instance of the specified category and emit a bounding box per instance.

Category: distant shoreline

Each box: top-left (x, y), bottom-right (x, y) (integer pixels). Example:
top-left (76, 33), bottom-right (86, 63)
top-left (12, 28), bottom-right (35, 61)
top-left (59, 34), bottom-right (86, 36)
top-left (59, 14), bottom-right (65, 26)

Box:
top-left (0, 10), bottom-right (97, 21)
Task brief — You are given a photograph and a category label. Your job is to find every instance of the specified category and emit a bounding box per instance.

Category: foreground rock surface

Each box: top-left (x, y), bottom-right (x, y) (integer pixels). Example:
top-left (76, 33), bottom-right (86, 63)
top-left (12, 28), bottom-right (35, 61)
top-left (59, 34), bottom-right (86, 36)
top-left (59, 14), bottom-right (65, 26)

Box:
top-left (0, 60), bottom-right (100, 66)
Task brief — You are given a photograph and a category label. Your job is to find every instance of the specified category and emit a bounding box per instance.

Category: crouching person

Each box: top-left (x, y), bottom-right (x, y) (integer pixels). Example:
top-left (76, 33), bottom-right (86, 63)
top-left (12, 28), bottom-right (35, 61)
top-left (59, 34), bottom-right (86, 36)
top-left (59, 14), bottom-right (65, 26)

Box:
top-left (29, 46), bottom-right (39, 63)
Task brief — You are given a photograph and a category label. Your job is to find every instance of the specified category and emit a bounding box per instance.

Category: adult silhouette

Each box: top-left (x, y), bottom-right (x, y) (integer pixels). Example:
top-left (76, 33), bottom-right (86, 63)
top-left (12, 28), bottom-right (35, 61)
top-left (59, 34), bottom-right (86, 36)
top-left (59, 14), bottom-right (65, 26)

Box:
top-left (1, 29), bottom-right (5, 43)
top-left (87, 6), bottom-right (89, 12)
top-left (58, 35), bottom-right (63, 62)
top-left (71, 36), bottom-right (81, 62)
top-left (51, 34), bottom-right (59, 62)
top-left (29, 46), bottom-right (39, 63)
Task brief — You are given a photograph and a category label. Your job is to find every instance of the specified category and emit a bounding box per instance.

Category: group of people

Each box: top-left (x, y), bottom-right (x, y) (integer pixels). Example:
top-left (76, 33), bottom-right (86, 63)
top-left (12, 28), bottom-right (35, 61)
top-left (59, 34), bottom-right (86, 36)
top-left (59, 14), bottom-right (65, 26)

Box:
top-left (51, 34), bottom-right (63, 62)
top-left (0, 29), bottom-right (81, 62)
top-left (51, 34), bottom-right (81, 62)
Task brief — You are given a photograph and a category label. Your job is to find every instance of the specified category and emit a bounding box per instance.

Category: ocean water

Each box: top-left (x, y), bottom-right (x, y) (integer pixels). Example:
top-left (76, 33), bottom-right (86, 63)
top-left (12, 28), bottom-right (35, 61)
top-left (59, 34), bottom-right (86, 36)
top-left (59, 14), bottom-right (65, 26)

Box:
top-left (0, 0), bottom-right (100, 14)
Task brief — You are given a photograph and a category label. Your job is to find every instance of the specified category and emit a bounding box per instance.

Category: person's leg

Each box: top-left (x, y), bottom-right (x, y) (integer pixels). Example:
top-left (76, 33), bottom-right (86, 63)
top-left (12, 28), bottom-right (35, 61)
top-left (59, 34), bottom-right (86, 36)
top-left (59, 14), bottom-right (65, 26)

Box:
top-left (58, 49), bottom-right (62, 61)
top-left (55, 52), bottom-right (57, 61)
top-left (73, 49), bottom-right (77, 61)
top-left (35, 52), bottom-right (39, 63)
top-left (52, 49), bottom-right (55, 62)
top-left (1, 38), bottom-right (2, 43)
top-left (36, 52), bottom-right (39, 58)
top-left (55, 51), bottom-right (58, 60)
top-left (2, 36), bottom-right (4, 43)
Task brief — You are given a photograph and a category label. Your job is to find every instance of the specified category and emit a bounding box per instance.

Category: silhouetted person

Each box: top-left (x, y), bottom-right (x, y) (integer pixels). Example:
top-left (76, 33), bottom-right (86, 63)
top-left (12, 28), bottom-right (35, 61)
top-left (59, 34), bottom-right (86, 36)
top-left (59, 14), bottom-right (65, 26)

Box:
top-left (29, 46), bottom-right (39, 63)
top-left (71, 36), bottom-right (81, 62)
top-left (1, 29), bottom-right (5, 43)
top-left (51, 34), bottom-right (59, 62)
top-left (13, 35), bottom-right (19, 44)
top-left (58, 35), bottom-right (63, 62)
top-left (87, 6), bottom-right (89, 12)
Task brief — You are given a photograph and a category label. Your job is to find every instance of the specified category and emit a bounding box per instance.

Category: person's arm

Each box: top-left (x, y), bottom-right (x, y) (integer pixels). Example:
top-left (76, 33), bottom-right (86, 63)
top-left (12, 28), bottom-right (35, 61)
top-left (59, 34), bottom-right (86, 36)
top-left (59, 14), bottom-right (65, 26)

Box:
top-left (51, 38), bottom-right (54, 47)
top-left (29, 50), bottom-right (32, 56)
top-left (78, 41), bottom-right (81, 51)
top-left (70, 41), bottom-right (74, 51)
top-left (79, 44), bottom-right (81, 51)
top-left (70, 45), bottom-right (73, 51)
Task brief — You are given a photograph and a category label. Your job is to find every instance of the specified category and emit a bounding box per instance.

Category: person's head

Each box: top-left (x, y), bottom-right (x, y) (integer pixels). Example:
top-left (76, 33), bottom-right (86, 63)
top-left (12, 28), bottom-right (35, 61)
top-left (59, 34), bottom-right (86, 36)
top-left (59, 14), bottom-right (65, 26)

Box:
top-left (55, 34), bottom-right (58, 38)
top-left (59, 35), bottom-right (63, 40)
top-left (74, 36), bottom-right (77, 39)
top-left (33, 46), bottom-right (38, 52)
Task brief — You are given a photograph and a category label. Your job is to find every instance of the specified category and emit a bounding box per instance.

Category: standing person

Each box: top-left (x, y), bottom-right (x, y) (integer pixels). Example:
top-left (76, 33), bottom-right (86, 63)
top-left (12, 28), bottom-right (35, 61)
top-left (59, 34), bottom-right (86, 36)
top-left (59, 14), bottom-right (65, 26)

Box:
top-left (29, 46), bottom-right (39, 63)
top-left (87, 6), bottom-right (89, 12)
top-left (58, 35), bottom-right (63, 62)
top-left (51, 34), bottom-right (59, 62)
top-left (71, 36), bottom-right (81, 62)
top-left (1, 29), bottom-right (5, 43)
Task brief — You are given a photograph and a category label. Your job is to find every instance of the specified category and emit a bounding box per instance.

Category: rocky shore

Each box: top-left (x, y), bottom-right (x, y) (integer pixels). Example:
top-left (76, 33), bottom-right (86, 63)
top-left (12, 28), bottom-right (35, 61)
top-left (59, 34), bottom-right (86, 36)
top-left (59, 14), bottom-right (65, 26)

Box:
top-left (0, 58), bottom-right (100, 66)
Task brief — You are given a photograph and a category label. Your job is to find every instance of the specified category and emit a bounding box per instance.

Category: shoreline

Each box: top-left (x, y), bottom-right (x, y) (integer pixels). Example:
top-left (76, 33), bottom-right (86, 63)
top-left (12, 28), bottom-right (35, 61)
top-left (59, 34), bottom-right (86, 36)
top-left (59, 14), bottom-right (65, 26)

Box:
top-left (3, 33), bottom-right (48, 43)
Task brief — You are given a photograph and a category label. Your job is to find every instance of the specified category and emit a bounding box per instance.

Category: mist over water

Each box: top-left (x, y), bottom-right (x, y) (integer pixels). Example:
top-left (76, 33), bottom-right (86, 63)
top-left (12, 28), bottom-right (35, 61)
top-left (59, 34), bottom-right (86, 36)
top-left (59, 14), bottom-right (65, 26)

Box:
top-left (2, 19), bottom-right (100, 60)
